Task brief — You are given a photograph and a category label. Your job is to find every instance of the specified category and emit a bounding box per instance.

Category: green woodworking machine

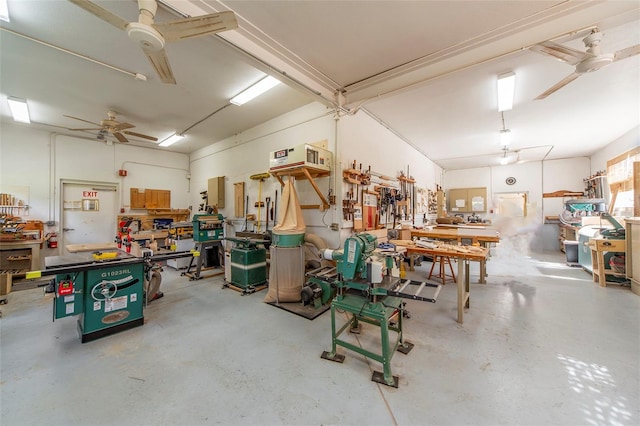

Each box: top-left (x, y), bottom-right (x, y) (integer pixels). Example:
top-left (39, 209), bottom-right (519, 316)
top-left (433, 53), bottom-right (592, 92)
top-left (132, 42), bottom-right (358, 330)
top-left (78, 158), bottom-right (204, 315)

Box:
top-left (30, 249), bottom-right (193, 343)
top-left (308, 233), bottom-right (443, 388)
top-left (223, 237), bottom-right (267, 295)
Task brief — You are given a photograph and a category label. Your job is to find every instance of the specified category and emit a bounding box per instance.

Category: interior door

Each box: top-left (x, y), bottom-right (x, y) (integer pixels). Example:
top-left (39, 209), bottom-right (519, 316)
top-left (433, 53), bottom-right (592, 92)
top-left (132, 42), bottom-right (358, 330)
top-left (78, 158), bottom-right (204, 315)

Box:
top-left (62, 182), bottom-right (117, 253)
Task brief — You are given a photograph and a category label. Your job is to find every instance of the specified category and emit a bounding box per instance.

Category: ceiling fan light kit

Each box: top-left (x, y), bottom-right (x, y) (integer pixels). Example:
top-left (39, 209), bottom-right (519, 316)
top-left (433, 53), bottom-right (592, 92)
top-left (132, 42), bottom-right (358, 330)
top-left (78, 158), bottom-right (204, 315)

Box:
top-left (499, 150), bottom-right (518, 166)
top-left (499, 129), bottom-right (512, 147)
top-left (64, 110), bottom-right (158, 143)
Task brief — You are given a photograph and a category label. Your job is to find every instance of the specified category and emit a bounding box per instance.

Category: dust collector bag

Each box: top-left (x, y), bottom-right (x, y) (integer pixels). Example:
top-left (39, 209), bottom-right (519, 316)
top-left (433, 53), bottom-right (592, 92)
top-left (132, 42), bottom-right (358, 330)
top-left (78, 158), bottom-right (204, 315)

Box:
top-left (273, 179), bottom-right (305, 235)
top-left (264, 246), bottom-right (305, 303)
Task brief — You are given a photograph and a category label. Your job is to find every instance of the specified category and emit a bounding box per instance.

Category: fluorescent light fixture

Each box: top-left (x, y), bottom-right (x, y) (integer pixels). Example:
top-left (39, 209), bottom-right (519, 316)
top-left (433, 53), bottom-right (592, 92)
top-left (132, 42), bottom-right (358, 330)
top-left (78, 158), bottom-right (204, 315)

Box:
top-left (7, 97), bottom-right (30, 123)
top-left (0, 0), bottom-right (9, 22)
top-left (497, 71), bottom-right (516, 111)
top-left (499, 129), bottom-right (512, 147)
top-left (230, 76), bottom-right (280, 106)
top-left (159, 133), bottom-right (183, 147)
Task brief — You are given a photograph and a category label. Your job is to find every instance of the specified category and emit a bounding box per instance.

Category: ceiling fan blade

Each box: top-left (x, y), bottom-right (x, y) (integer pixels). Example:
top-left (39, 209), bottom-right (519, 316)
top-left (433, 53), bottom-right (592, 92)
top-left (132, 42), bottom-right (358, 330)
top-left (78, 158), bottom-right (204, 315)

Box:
top-left (153, 11), bottom-right (238, 42)
top-left (68, 127), bottom-right (103, 131)
top-left (535, 73), bottom-right (580, 100)
top-left (143, 48), bottom-right (176, 84)
top-left (123, 130), bottom-right (158, 142)
top-left (113, 132), bottom-right (129, 143)
top-left (613, 44), bottom-right (640, 62)
top-left (64, 114), bottom-right (102, 127)
top-left (530, 41), bottom-right (586, 66)
top-left (68, 0), bottom-right (129, 31)
top-left (112, 122), bottom-right (135, 132)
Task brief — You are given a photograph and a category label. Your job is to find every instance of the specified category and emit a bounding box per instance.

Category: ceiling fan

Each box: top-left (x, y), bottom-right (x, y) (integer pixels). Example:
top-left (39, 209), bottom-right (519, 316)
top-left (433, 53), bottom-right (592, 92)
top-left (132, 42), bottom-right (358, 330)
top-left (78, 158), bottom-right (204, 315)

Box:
top-left (530, 28), bottom-right (640, 100)
top-left (68, 0), bottom-right (238, 84)
top-left (64, 110), bottom-right (158, 143)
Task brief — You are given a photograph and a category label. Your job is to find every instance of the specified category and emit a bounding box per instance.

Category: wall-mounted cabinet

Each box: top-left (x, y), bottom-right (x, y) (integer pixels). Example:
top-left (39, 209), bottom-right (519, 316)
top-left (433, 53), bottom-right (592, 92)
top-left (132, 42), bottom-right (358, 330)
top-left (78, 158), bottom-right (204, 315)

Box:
top-left (448, 187), bottom-right (487, 213)
top-left (130, 188), bottom-right (171, 209)
top-left (208, 177), bottom-right (225, 209)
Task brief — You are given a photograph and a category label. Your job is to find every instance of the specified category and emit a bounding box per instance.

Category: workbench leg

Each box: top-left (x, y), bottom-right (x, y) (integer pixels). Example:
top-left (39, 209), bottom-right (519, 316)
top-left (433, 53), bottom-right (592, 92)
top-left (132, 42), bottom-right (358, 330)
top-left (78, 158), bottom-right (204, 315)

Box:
top-left (479, 259), bottom-right (486, 284)
top-left (465, 261), bottom-right (470, 309)
top-left (597, 252), bottom-right (606, 287)
top-left (590, 249), bottom-right (598, 283)
top-left (409, 255), bottom-right (415, 272)
top-left (457, 259), bottom-right (464, 324)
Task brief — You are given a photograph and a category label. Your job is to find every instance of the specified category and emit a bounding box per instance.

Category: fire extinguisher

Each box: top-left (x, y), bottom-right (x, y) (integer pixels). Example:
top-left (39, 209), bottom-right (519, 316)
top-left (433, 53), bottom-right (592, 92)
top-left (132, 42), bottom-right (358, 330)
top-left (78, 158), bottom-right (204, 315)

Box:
top-left (47, 233), bottom-right (58, 249)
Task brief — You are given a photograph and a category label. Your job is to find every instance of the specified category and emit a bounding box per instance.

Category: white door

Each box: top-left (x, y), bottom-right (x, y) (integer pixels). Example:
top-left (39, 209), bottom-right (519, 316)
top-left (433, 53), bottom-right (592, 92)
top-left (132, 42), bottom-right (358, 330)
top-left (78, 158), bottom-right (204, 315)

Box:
top-left (62, 182), bottom-right (118, 253)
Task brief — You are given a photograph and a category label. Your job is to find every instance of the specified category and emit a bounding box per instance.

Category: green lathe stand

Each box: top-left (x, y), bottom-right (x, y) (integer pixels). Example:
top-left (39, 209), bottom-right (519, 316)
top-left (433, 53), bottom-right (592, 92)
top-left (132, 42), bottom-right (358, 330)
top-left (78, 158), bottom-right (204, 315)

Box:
top-left (321, 293), bottom-right (413, 388)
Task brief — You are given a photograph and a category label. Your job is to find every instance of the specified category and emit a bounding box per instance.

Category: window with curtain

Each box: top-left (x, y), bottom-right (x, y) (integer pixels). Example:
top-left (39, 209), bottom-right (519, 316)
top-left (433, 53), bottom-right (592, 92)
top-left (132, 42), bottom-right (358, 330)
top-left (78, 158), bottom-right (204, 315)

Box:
top-left (607, 146), bottom-right (639, 217)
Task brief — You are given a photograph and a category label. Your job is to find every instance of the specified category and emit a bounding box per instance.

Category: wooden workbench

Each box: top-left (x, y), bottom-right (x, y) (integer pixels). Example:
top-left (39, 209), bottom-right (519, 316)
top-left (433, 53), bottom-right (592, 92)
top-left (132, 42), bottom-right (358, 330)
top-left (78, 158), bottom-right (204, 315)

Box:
top-left (404, 245), bottom-right (489, 324)
top-left (0, 239), bottom-right (43, 271)
top-left (411, 228), bottom-right (498, 283)
top-left (589, 238), bottom-right (626, 287)
top-left (411, 228), bottom-right (500, 246)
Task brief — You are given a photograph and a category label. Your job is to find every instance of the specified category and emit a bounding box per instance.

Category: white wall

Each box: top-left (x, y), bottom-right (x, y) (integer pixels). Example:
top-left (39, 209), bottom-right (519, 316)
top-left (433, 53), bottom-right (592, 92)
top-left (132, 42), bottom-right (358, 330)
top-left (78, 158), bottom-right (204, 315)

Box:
top-left (339, 110), bottom-right (442, 192)
top-left (8, 109), bottom-right (628, 254)
top-left (590, 126), bottom-right (639, 173)
top-left (0, 124), bottom-right (50, 221)
top-left (338, 110), bottom-right (443, 236)
top-left (444, 157), bottom-right (590, 251)
top-left (189, 104), bottom-right (443, 247)
top-left (190, 103), bottom-right (340, 245)
top-left (0, 122), bottom-right (190, 230)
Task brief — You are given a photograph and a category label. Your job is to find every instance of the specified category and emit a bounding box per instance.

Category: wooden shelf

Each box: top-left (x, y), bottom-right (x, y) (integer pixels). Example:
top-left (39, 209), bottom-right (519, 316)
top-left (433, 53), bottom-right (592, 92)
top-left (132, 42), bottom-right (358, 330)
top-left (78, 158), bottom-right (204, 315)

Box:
top-left (543, 190), bottom-right (584, 198)
top-left (269, 166), bottom-right (331, 211)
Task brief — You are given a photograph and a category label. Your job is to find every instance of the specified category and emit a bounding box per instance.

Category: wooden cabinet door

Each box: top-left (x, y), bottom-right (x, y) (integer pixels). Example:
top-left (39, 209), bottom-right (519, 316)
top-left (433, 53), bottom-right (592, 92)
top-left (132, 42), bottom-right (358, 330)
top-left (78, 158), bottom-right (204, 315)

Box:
top-left (145, 190), bottom-right (170, 209)
top-left (130, 188), bottom-right (146, 209)
top-left (131, 188), bottom-right (170, 209)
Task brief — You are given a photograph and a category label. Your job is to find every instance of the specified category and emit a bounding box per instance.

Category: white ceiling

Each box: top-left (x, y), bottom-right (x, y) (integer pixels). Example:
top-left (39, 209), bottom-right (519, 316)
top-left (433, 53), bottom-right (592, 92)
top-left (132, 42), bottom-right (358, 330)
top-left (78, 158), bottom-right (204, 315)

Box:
top-left (1, 0), bottom-right (638, 170)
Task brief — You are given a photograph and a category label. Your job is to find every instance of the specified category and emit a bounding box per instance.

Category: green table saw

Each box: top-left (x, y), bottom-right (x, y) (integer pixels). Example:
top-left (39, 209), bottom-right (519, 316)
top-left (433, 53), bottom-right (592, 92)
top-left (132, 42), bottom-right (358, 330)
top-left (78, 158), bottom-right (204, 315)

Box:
top-left (34, 249), bottom-right (194, 343)
top-left (46, 251), bottom-right (145, 343)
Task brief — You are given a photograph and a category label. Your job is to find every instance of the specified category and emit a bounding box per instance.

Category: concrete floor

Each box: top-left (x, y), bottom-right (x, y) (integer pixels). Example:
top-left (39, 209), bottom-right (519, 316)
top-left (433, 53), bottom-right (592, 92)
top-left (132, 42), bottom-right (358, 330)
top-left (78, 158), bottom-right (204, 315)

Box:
top-left (1, 246), bottom-right (638, 426)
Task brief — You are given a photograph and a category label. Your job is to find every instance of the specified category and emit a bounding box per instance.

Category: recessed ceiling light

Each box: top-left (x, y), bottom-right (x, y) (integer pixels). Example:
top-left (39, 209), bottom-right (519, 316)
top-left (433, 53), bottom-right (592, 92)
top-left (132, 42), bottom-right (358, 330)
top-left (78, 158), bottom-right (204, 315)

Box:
top-left (7, 97), bottom-right (31, 123)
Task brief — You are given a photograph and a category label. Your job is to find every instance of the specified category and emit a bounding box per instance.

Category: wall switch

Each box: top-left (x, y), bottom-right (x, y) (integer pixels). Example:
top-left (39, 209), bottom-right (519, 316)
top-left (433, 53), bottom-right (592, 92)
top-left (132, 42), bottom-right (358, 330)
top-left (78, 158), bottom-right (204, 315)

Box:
top-left (330, 223), bottom-right (339, 231)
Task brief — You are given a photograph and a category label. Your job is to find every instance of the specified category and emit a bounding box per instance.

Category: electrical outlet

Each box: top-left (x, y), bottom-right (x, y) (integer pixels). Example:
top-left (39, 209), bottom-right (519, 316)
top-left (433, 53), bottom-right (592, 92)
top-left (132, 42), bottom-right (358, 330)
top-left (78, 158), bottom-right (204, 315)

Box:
top-left (330, 223), bottom-right (339, 231)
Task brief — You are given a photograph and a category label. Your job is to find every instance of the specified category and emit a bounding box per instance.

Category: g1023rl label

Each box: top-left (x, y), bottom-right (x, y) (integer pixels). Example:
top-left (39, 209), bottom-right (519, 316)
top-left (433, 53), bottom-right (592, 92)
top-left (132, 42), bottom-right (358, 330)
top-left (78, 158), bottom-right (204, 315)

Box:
top-left (100, 268), bottom-right (131, 278)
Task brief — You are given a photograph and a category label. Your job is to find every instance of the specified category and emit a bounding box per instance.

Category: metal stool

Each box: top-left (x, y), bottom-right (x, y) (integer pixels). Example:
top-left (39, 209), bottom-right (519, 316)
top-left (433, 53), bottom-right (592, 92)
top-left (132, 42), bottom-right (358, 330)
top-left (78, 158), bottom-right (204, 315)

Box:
top-left (428, 255), bottom-right (456, 284)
